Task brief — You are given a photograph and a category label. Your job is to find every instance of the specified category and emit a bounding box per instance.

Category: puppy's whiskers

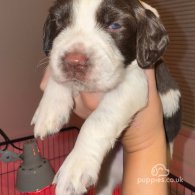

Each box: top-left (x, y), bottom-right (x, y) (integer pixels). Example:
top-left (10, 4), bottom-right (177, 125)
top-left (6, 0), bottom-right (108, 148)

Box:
top-left (36, 57), bottom-right (49, 69)
top-left (39, 56), bottom-right (49, 63)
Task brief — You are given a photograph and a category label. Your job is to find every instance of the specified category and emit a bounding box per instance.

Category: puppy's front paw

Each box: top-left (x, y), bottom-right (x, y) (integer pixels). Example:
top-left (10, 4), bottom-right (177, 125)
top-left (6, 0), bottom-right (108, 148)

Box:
top-left (54, 150), bottom-right (99, 195)
top-left (31, 99), bottom-right (70, 139)
top-left (31, 79), bottom-right (73, 139)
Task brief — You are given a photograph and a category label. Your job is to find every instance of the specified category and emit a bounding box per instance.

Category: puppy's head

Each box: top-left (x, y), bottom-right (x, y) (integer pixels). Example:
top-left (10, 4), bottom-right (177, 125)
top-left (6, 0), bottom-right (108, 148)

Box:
top-left (44, 0), bottom-right (168, 91)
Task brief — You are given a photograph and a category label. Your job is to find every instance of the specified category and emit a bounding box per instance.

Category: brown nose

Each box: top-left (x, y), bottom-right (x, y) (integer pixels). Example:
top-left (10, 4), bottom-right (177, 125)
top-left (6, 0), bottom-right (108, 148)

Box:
top-left (63, 52), bottom-right (88, 71)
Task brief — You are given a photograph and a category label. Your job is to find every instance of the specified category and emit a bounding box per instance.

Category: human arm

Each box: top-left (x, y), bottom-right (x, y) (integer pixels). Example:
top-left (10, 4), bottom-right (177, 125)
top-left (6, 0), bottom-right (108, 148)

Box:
top-left (121, 69), bottom-right (167, 195)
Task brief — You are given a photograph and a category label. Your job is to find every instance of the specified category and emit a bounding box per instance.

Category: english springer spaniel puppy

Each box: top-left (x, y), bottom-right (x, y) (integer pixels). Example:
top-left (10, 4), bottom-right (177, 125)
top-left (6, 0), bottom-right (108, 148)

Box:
top-left (32, 0), bottom-right (181, 194)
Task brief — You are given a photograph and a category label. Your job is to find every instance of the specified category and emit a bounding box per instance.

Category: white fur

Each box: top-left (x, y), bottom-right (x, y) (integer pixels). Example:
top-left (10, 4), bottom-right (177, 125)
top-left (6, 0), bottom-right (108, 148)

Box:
top-left (74, 0), bottom-right (103, 29)
top-left (32, 1), bottom-right (178, 194)
top-left (50, 0), bottom-right (125, 91)
top-left (31, 78), bottom-right (73, 139)
top-left (140, 1), bottom-right (160, 17)
top-left (53, 61), bottom-right (148, 195)
top-left (159, 89), bottom-right (181, 118)
top-left (96, 147), bottom-right (123, 195)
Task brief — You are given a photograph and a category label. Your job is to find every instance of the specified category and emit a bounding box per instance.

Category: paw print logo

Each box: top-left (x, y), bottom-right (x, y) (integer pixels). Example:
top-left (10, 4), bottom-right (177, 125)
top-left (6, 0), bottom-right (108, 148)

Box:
top-left (151, 164), bottom-right (169, 177)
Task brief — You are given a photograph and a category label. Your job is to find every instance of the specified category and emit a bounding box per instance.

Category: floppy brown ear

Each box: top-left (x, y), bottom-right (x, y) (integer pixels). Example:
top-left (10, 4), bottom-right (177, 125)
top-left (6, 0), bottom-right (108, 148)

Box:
top-left (43, 15), bottom-right (57, 56)
top-left (135, 7), bottom-right (169, 68)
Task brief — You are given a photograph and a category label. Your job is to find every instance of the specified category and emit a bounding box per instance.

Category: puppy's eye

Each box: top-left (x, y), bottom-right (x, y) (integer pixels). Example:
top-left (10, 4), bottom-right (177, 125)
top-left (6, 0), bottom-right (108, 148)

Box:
top-left (108, 23), bottom-right (122, 30)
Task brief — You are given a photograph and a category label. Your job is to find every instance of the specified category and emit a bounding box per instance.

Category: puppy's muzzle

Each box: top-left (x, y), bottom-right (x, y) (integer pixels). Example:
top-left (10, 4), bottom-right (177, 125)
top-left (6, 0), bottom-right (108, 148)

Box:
top-left (62, 52), bottom-right (89, 80)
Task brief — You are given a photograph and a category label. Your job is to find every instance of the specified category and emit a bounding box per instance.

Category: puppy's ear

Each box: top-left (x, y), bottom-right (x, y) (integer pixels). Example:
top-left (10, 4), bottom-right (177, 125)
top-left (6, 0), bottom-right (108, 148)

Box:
top-left (43, 15), bottom-right (57, 56)
top-left (135, 6), bottom-right (169, 68)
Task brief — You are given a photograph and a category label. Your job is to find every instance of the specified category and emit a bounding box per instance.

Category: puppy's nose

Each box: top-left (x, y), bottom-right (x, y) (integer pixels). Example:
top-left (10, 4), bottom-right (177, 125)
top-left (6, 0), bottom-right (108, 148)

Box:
top-left (63, 53), bottom-right (88, 70)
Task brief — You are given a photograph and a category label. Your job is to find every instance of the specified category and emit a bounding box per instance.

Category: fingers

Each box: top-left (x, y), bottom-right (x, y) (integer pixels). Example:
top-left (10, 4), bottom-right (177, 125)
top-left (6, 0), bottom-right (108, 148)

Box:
top-left (79, 92), bottom-right (104, 111)
top-left (73, 92), bottom-right (104, 119)
top-left (73, 95), bottom-right (92, 119)
top-left (40, 66), bottom-right (51, 91)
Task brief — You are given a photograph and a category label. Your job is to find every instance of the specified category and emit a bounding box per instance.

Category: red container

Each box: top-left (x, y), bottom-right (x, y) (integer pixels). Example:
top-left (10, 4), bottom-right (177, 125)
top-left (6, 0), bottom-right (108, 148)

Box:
top-left (21, 185), bottom-right (55, 195)
top-left (21, 185), bottom-right (121, 195)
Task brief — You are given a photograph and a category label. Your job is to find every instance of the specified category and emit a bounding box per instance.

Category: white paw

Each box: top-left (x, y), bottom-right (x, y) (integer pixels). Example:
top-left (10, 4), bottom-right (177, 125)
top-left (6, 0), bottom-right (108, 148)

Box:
top-left (31, 98), bottom-right (71, 139)
top-left (31, 79), bottom-right (73, 139)
top-left (53, 150), bottom-right (99, 195)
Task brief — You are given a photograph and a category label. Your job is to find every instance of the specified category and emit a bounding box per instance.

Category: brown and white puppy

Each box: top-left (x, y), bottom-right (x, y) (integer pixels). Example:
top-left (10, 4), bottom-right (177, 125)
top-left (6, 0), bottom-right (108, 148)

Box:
top-left (32, 0), bottom-right (181, 194)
